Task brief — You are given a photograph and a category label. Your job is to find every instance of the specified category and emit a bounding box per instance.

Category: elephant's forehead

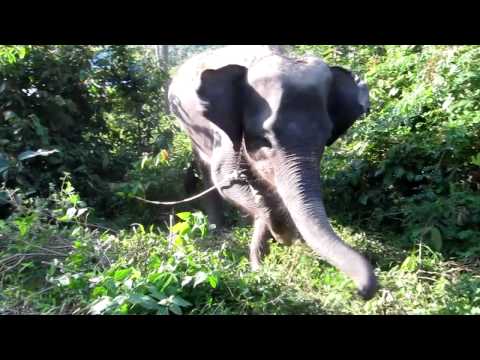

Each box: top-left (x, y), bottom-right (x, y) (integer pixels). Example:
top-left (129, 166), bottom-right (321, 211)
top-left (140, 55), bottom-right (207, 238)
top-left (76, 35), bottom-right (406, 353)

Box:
top-left (249, 56), bottom-right (332, 96)
top-left (248, 56), bottom-right (332, 119)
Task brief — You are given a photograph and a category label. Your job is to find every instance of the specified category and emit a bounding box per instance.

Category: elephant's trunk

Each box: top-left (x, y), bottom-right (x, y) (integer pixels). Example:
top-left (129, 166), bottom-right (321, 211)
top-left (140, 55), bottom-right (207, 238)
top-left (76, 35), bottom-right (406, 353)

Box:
top-left (274, 151), bottom-right (377, 300)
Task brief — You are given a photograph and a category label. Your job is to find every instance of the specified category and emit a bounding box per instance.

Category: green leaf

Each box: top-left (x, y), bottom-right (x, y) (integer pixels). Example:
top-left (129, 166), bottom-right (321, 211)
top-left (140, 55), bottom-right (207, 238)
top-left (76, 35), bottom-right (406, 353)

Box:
top-left (172, 221), bottom-right (190, 235)
top-left (159, 273), bottom-right (175, 292)
top-left (0, 191), bottom-right (8, 206)
top-left (128, 294), bottom-right (159, 310)
top-left (147, 286), bottom-right (167, 301)
top-left (394, 166), bottom-right (405, 178)
top-left (141, 156), bottom-right (148, 169)
top-left (471, 153), bottom-right (480, 167)
top-left (18, 46), bottom-right (27, 59)
top-left (18, 149), bottom-right (59, 161)
top-left (15, 214), bottom-right (36, 237)
top-left (208, 275), bottom-right (218, 289)
top-left (71, 226), bottom-right (82, 236)
top-left (169, 304), bottom-right (183, 315)
top-left (172, 296), bottom-right (192, 308)
top-left (156, 306), bottom-right (169, 315)
top-left (114, 268), bottom-right (132, 282)
top-left (359, 194), bottom-right (369, 205)
top-left (0, 153), bottom-right (9, 175)
top-left (68, 194), bottom-right (80, 205)
top-left (92, 286), bottom-right (108, 298)
top-left (400, 253), bottom-right (418, 272)
top-left (176, 212), bottom-right (192, 221)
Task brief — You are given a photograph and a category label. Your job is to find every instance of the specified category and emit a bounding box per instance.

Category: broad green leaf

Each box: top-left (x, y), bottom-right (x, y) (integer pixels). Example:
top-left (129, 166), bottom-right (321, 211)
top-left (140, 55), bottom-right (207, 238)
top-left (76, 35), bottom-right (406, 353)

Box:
top-left (128, 294), bottom-right (159, 310)
top-left (172, 296), bottom-right (192, 308)
top-left (174, 236), bottom-right (184, 247)
top-left (359, 194), bottom-right (369, 206)
top-left (0, 153), bottom-right (9, 174)
top-left (176, 212), bottom-right (192, 221)
top-left (92, 286), bottom-right (108, 298)
top-left (68, 194), bottom-right (80, 205)
top-left (114, 268), bottom-right (132, 282)
top-left (172, 221), bottom-right (190, 235)
top-left (71, 226), bottom-right (82, 236)
top-left (15, 214), bottom-right (35, 236)
top-left (18, 149), bottom-right (59, 161)
top-left (156, 306), bottom-right (169, 315)
top-left (208, 275), bottom-right (218, 289)
top-left (400, 254), bottom-right (417, 272)
top-left (147, 286), bottom-right (167, 301)
top-left (169, 304), bottom-right (183, 315)
top-left (471, 153), bottom-right (480, 167)
top-left (18, 46), bottom-right (27, 59)
top-left (0, 191), bottom-right (8, 205)
top-left (118, 303), bottom-right (130, 315)
top-left (159, 273), bottom-right (175, 292)
top-left (141, 156), bottom-right (148, 169)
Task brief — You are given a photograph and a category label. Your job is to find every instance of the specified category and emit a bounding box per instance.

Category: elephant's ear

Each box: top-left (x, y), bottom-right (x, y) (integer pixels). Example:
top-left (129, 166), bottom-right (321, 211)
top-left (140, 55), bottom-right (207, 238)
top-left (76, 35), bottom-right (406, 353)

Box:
top-left (197, 64), bottom-right (248, 149)
top-left (326, 66), bottom-right (370, 146)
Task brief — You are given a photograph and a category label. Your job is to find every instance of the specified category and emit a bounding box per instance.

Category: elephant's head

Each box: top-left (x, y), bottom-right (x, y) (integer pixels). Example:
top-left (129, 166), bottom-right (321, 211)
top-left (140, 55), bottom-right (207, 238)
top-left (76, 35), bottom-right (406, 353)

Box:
top-left (197, 55), bottom-right (377, 300)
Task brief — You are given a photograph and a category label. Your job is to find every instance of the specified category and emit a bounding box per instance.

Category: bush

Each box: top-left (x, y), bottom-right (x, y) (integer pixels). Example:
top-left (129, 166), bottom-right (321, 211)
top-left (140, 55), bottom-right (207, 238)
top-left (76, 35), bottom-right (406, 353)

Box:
top-left (0, 45), bottom-right (171, 218)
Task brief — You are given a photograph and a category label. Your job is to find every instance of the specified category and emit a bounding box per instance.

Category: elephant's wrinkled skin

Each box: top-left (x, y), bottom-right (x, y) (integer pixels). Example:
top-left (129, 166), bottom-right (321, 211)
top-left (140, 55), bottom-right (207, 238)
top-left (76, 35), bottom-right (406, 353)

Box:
top-left (168, 46), bottom-right (377, 300)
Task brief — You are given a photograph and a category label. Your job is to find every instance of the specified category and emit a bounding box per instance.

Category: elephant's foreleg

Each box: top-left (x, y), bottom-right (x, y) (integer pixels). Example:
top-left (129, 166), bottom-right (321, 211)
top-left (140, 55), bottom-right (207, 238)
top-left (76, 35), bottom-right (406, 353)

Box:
top-left (195, 158), bottom-right (225, 228)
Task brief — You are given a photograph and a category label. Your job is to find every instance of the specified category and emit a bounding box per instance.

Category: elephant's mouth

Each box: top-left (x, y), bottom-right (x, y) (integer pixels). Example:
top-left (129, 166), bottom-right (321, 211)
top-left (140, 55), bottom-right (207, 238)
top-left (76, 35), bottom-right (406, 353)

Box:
top-left (242, 143), bottom-right (277, 189)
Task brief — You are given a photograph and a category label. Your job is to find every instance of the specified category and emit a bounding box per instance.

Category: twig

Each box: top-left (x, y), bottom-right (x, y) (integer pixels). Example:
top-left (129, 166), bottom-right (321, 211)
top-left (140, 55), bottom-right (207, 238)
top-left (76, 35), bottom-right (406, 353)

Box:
top-left (0, 252), bottom-right (63, 265)
top-left (0, 255), bottom-right (26, 274)
top-left (17, 239), bottom-right (67, 257)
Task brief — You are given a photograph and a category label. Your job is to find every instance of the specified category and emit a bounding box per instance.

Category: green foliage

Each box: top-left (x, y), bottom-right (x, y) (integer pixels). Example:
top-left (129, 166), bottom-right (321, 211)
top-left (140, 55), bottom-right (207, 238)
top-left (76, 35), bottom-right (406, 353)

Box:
top-left (0, 45), bottom-right (170, 217)
top-left (2, 185), bottom-right (479, 314)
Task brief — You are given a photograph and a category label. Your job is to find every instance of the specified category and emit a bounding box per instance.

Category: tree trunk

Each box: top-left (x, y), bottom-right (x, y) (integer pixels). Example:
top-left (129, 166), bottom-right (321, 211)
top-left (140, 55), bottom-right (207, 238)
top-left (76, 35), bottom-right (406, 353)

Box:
top-left (162, 45), bottom-right (169, 69)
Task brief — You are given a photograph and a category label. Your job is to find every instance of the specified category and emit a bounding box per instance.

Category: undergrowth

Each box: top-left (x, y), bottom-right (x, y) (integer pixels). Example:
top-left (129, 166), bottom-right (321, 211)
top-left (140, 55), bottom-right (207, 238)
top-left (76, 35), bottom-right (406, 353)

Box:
top-left (1, 179), bottom-right (479, 315)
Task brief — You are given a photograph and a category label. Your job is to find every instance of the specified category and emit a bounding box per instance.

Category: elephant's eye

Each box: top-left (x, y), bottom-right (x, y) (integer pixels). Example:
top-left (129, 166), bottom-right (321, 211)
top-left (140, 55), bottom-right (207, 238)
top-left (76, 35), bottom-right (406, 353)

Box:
top-left (245, 133), bottom-right (272, 152)
top-left (253, 135), bottom-right (272, 149)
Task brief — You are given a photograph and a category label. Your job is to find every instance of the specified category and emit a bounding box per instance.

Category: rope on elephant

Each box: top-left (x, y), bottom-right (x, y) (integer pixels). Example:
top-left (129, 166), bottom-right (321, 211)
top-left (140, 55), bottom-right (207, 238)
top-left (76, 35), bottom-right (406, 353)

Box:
top-left (134, 170), bottom-right (247, 206)
top-left (133, 184), bottom-right (218, 206)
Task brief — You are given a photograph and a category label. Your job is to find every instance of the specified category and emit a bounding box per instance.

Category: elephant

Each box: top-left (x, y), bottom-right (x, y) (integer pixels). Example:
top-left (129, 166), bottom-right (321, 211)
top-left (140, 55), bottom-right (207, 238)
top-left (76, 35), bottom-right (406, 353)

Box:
top-left (168, 45), bottom-right (377, 300)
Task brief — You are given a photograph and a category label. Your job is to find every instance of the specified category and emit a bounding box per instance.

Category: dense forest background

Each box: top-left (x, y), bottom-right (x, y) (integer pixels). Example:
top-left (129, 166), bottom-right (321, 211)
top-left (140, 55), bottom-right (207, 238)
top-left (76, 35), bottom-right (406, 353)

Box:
top-left (1, 45), bottom-right (479, 315)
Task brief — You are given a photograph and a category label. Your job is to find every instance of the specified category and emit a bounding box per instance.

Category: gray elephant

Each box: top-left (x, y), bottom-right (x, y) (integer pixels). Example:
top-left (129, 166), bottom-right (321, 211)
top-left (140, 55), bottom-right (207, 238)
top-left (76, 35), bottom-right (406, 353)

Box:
top-left (168, 45), bottom-right (377, 300)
